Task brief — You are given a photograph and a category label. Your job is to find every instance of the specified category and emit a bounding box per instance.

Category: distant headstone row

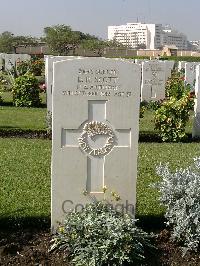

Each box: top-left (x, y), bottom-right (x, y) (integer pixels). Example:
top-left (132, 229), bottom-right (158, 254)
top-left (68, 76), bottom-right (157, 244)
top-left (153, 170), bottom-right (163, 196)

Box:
top-left (44, 55), bottom-right (83, 113)
top-left (45, 56), bottom-right (175, 113)
top-left (0, 53), bottom-right (31, 71)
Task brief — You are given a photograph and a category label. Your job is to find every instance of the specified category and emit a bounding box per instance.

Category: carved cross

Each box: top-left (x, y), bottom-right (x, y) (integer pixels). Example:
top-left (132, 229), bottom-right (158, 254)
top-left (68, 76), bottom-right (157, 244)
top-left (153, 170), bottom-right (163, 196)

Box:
top-left (62, 100), bottom-right (131, 193)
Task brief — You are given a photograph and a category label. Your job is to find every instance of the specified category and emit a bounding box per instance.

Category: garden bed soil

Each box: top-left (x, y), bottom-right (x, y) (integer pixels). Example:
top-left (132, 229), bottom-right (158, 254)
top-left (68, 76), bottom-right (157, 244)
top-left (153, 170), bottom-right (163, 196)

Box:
top-left (0, 129), bottom-right (51, 139)
top-left (1, 129), bottom-right (200, 144)
top-left (0, 229), bottom-right (200, 266)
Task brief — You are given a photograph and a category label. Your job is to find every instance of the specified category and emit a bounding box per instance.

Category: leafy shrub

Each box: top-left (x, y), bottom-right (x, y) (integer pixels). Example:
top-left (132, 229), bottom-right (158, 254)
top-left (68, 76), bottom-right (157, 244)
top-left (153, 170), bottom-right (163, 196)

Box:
top-left (37, 76), bottom-right (45, 85)
top-left (140, 105), bottom-right (146, 118)
top-left (0, 72), bottom-right (12, 91)
top-left (12, 73), bottom-right (41, 107)
top-left (165, 71), bottom-right (190, 99)
top-left (155, 158), bottom-right (200, 254)
top-left (140, 100), bottom-right (162, 112)
top-left (154, 94), bottom-right (194, 142)
top-left (51, 201), bottom-right (153, 266)
top-left (30, 59), bottom-right (44, 76)
top-left (16, 60), bottom-right (29, 75)
top-left (147, 100), bottom-right (162, 111)
top-left (140, 100), bottom-right (149, 108)
top-left (17, 58), bottom-right (44, 76)
top-left (139, 101), bottom-right (148, 119)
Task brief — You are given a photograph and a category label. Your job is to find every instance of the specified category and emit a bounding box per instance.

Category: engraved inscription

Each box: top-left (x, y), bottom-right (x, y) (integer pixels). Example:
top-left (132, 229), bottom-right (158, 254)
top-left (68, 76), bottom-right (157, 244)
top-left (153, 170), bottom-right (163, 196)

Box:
top-left (144, 70), bottom-right (164, 86)
top-left (61, 68), bottom-right (132, 97)
top-left (77, 68), bottom-right (120, 91)
top-left (62, 90), bottom-right (132, 97)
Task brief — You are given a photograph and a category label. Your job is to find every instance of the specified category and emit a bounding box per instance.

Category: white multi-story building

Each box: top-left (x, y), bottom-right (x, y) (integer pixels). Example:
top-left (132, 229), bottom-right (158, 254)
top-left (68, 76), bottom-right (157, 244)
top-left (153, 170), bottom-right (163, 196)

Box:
top-left (108, 22), bottom-right (188, 50)
top-left (161, 26), bottom-right (188, 50)
top-left (108, 22), bottom-right (162, 49)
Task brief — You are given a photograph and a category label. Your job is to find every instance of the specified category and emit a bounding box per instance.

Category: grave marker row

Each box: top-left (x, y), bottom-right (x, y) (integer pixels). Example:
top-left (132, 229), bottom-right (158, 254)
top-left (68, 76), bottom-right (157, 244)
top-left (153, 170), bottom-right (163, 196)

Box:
top-left (0, 53), bottom-right (31, 71)
top-left (46, 58), bottom-right (175, 109)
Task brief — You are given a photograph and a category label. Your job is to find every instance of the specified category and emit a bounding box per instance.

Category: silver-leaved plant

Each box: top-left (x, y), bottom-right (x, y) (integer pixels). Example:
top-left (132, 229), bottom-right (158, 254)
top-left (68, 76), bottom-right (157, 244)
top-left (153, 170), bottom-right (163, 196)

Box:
top-left (155, 157), bottom-right (200, 254)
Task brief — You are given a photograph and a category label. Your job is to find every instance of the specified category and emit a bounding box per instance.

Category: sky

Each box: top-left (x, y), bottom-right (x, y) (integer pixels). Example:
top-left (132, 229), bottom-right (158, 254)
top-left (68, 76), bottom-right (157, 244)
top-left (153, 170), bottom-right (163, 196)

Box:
top-left (0, 0), bottom-right (199, 41)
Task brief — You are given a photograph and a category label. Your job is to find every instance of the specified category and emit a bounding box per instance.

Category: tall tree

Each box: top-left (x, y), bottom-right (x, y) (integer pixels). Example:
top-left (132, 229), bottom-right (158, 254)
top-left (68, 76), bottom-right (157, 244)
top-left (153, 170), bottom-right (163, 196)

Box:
top-left (43, 25), bottom-right (81, 55)
top-left (43, 24), bottom-right (103, 55)
top-left (80, 39), bottom-right (105, 56)
top-left (0, 31), bottom-right (39, 53)
top-left (0, 31), bottom-right (15, 53)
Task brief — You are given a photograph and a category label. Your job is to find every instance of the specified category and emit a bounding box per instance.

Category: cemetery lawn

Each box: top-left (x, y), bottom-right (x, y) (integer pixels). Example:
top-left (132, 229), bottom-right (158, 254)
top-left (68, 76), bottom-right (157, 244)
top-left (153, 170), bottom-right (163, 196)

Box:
top-left (0, 138), bottom-right (51, 228)
top-left (1, 91), bottom-right (46, 105)
top-left (137, 142), bottom-right (200, 225)
top-left (0, 130), bottom-right (200, 265)
top-left (0, 108), bottom-right (194, 135)
top-left (0, 110), bottom-right (199, 265)
top-left (0, 137), bottom-right (199, 229)
top-left (0, 106), bottom-right (47, 131)
top-left (140, 110), bottom-right (194, 135)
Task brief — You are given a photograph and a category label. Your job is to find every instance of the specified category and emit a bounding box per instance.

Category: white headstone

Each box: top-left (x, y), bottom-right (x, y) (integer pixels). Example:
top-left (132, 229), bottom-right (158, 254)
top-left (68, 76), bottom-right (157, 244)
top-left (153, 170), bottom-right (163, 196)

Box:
top-left (192, 64), bottom-right (200, 137)
top-left (178, 61), bottom-right (186, 72)
top-left (4, 53), bottom-right (31, 71)
top-left (4, 54), bottom-right (15, 70)
top-left (164, 61), bottom-right (174, 81)
top-left (141, 60), bottom-right (166, 102)
top-left (185, 62), bottom-right (199, 89)
top-left (51, 58), bottom-right (141, 228)
top-left (45, 56), bottom-right (83, 113)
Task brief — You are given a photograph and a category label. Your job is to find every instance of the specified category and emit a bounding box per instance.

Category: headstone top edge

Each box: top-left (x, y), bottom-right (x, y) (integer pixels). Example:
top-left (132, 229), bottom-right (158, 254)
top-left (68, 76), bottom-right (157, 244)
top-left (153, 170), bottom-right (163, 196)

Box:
top-left (53, 57), bottom-right (142, 68)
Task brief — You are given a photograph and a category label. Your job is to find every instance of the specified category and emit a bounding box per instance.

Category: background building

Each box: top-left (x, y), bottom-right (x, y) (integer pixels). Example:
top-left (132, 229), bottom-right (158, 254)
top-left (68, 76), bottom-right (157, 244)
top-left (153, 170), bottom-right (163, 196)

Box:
top-left (161, 25), bottom-right (188, 50)
top-left (108, 22), bottom-right (162, 49)
top-left (108, 22), bottom-right (188, 50)
top-left (188, 40), bottom-right (200, 51)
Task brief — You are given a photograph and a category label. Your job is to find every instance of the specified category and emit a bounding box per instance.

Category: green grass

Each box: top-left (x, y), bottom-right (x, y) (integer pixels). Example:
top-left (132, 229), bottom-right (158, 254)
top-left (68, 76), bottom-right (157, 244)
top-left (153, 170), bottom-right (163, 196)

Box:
top-left (0, 107), bottom-right (194, 134)
top-left (0, 138), bottom-right (199, 228)
top-left (0, 106), bottom-right (47, 130)
top-left (0, 107), bottom-right (198, 229)
top-left (1, 91), bottom-right (46, 105)
top-left (1, 91), bottom-right (13, 103)
top-left (0, 138), bottom-right (51, 223)
top-left (139, 109), bottom-right (194, 134)
top-left (137, 142), bottom-right (200, 218)
top-left (139, 110), bottom-right (155, 133)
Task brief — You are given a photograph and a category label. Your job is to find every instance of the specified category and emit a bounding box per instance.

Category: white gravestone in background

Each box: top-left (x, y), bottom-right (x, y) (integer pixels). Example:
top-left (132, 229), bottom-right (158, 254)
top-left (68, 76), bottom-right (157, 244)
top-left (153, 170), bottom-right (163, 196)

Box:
top-left (45, 56), bottom-right (83, 113)
top-left (178, 61), bottom-right (186, 72)
top-left (4, 54), bottom-right (16, 70)
top-left (51, 58), bottom-right (141, 228)
top-left (141, 61), bottom-right (166, 102)
top-left (185, 62), bottom-right (199, 89)
top-left (4, 54), bottom-right (31, 71)
top-left (164, 61), bottom-right (174, 81)
top-left (192, 64), bottom-right (200, 137)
